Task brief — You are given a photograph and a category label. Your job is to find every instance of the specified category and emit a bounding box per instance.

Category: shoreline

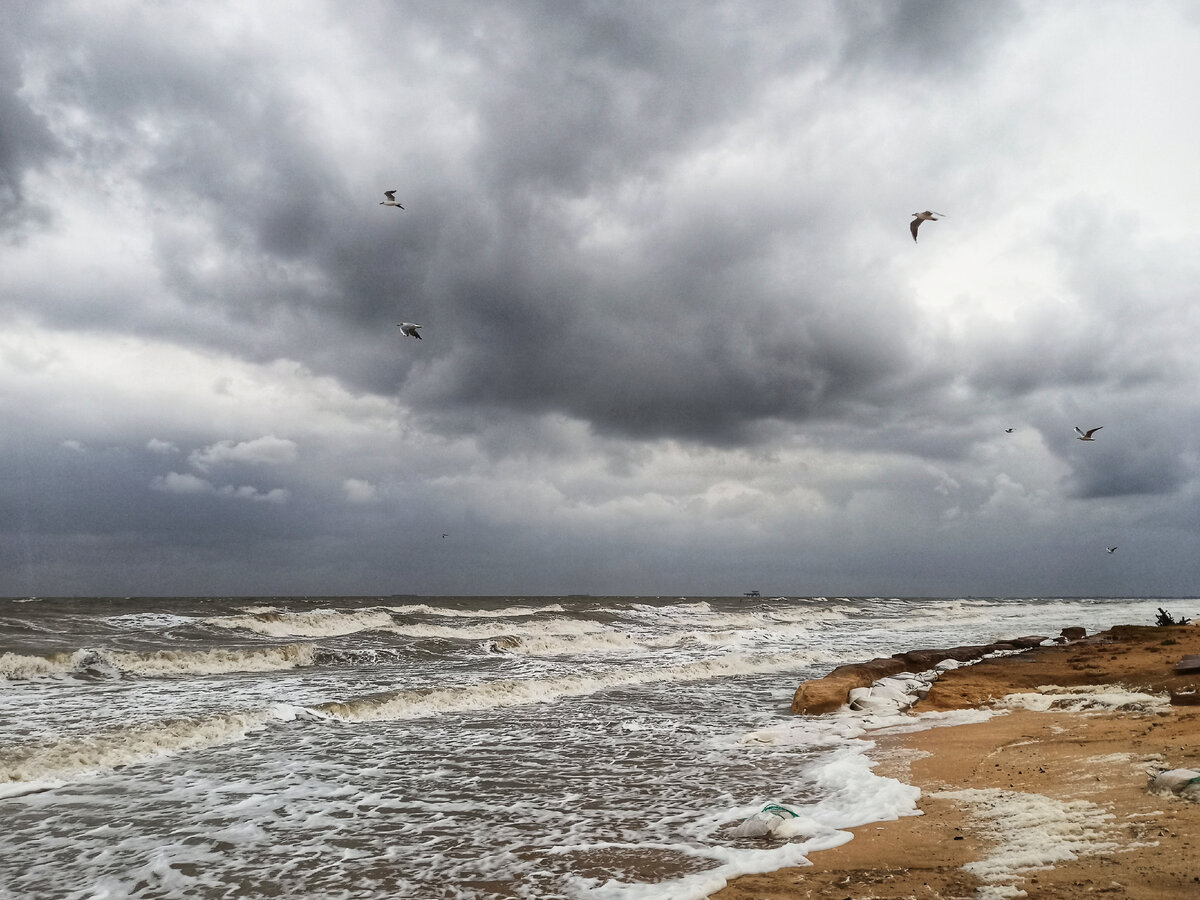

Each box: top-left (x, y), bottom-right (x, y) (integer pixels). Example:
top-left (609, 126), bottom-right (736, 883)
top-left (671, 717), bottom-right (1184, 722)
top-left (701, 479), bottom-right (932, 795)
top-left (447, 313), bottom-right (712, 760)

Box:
top-left (712, 622), bottom-right (1200, 899)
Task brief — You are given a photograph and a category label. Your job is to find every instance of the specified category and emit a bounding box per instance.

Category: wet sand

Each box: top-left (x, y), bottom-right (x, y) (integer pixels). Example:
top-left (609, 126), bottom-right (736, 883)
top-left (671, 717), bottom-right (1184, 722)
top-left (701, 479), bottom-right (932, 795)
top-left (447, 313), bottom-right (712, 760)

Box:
top-left (712, 622), bottom-right (1200, 899)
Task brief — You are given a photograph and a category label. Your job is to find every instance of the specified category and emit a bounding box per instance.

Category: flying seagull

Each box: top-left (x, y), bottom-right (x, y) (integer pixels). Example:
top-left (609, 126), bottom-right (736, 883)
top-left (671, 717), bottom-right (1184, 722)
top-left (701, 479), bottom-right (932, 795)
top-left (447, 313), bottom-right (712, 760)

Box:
top-left (380, 190), bottom-right (404, 209)
top-left (442, 533), bottom-right (448, 540)
top-left (1074, 426), bottom-right (1102, 441)
top-left (1106, 546), bottom-right (1118, 554)
top-left (1005, 427), bottom-right (1014, 433)
top-left (397, 322), bottom-right (422, 340)
top-left (910, 210), bottom-right (945, 242)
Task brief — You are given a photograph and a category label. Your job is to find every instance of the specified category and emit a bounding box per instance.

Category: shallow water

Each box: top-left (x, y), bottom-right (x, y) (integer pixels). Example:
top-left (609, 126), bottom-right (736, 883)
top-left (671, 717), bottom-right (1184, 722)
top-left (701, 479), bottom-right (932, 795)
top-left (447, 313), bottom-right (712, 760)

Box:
top-left (0, 594), bottom-right (1179, 899)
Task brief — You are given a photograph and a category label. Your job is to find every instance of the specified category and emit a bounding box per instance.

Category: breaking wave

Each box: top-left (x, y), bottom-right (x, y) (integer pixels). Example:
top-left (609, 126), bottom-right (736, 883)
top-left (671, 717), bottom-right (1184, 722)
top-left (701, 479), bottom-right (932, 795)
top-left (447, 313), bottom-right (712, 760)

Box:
top-left (202, 608), bottom-right (396, 638)
top-left (0, 644), bottom-right (320, 680)
top-left (0, 707), bottom-right (290, 798)
top-left (316, 649), bottom-right (832, 723)
top-left (386, 603), bottom-right (566, 618)
top-left (484, 619), bottom-right (844, 656)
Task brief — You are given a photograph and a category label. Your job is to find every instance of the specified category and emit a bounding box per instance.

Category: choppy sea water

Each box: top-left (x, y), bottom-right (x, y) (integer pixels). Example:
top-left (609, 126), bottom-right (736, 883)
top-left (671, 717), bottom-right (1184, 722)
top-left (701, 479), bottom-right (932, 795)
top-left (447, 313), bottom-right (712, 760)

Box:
top-left (0, 594), bottom-right (1182, 899)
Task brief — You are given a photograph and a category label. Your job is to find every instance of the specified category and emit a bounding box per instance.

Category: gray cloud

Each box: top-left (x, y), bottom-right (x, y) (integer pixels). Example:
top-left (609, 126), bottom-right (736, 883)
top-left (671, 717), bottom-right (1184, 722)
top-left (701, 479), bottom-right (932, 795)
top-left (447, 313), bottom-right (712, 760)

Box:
top-left (0, 4), bottom-right (59, 236)
top-left (3, 1), bottom-right (1200, 597)
top-left (837, 0), bottom-right (1023, 77)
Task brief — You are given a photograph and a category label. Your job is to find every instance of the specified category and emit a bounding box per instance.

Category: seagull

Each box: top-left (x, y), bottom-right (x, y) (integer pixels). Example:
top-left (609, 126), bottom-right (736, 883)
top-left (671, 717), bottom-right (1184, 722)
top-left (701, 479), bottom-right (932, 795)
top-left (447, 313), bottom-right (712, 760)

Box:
top-left (397, 322), bottom-right (422, 340)
top-left (380, 190), bottom-right (404, 209)
top-left (1005, 427), bottom-right (1014, 433)
top-left (1074, 426), bottom-right (1102, 441)
top-left (442, 533), bottom-right (448, 540)
top-left (910, 210), bottom-right (945, 242)
top-left (1106, 546), bottom-right (1118, 554)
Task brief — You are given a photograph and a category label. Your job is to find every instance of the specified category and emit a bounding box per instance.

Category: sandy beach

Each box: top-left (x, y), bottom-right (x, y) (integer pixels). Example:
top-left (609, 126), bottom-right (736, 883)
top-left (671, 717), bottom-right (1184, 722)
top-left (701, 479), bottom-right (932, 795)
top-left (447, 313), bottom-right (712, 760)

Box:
top-left (713, 621), bottom-right (1200, 899)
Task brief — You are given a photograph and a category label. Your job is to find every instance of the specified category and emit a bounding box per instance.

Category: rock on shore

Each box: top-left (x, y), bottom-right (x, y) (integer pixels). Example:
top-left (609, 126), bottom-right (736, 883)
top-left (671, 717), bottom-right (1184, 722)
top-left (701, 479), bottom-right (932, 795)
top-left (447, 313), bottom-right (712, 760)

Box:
top-left (790, 633), bottom-right (1052, 714)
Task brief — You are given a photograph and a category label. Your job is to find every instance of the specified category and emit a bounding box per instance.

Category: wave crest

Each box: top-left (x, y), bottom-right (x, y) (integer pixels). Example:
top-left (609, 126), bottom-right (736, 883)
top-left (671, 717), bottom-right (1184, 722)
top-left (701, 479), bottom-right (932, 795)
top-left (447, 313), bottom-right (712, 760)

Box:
top-left (202, 608), bottom-right (396, 638)
top-left (0, 644), bottom-right (319, 680)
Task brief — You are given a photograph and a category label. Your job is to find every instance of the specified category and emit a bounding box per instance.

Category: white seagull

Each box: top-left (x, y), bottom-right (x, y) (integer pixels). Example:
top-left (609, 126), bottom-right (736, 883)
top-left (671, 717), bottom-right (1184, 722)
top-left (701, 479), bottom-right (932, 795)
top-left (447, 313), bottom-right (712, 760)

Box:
top-left (380, 190), bottom-right (404, 209)
top-left (1005, 427), bottom-right (1014, 433)
top-left (1106, 546), bottom-right (1118, 554)
top-left (397, 322), bottom-right (422, 340)
top-left (910, 210), bottom-right (945, 242)
top-left (1074, 426), bottom-right (1103, 441)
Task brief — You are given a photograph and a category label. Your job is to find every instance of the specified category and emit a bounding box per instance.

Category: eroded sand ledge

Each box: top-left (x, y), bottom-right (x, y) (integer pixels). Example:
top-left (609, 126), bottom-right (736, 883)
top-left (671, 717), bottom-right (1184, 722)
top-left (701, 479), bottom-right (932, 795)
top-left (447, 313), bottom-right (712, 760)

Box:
top-left (713, 622), bottom-right (1200, 899)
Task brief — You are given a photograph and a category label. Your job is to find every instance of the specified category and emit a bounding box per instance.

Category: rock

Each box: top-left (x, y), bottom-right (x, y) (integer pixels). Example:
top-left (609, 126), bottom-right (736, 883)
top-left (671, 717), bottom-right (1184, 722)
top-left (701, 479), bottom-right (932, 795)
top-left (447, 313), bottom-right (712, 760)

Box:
top-left (1060, 627), bottom-right (1087, 641)
top-left (1010, 635), bottom-right (1050, 648)
top-left (790, 657), bottom-right (907, 714)
top-left (1172, 654), bottom-right (1200, 674)
top-left (897, 645), bottom-right (990, 669)
top-left (792, 630), bottom-right (1081, 715)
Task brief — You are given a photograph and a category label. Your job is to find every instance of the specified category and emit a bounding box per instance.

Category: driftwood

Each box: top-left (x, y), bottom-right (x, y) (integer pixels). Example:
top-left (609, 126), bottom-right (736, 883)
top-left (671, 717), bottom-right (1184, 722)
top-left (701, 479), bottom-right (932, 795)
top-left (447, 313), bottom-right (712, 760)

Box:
top-left (1156, 608), bottom-right (1192, 626)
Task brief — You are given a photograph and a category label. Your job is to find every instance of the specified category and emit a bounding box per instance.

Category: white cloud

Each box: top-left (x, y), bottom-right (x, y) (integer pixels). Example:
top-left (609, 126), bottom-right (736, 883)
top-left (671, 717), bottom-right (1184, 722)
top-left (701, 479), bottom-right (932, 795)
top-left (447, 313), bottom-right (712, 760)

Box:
top-left (151, 472), bottom-right (213, 495)
top-left (146, 438), bottom-right (178, 454)
top-left (60, 439), bottom-right (86, 453)
top-left (188, 435), bottom-right (299, 472)
top-left (217, 485), bottom-right (290, 504)
top-left (151, 471), bottom-right (289, 503)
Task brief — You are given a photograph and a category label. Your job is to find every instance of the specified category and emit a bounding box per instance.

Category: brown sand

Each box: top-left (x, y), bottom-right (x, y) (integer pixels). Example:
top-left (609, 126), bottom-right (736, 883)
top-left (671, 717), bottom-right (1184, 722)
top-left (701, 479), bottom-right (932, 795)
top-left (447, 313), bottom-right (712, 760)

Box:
top-left (711, 623), bottom-right (1200, 899)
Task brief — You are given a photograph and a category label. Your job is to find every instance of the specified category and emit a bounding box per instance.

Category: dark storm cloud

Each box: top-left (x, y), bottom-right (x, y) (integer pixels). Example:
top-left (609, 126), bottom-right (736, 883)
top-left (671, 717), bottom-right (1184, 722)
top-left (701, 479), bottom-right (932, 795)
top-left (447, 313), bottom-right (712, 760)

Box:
top-left (1067, 446), bottom-right (1188, 499)
top-left (10, 0), bottom-right (1200, 599)
top-left (836, 0), bottom-right (1023, 77)
top-left (0, 4), bottom-right (58, 236)
top-left (462, 1), bottom-right (830, 195)
top-left (14, 0), bottom-right (964, 447)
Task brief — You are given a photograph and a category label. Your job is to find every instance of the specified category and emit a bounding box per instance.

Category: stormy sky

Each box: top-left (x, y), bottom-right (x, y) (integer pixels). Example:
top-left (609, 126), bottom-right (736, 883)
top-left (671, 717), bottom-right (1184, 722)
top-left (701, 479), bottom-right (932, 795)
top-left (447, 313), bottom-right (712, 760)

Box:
top-left (3, 0), bottom-right (1199, 598)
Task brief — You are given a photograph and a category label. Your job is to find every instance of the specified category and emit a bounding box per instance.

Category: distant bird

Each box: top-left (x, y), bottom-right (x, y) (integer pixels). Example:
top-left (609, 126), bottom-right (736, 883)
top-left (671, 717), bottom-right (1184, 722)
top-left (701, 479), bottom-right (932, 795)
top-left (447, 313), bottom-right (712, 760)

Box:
top-left (442, 533), bottom-right (448, 540)
top-left (1074, 426), bottom-right (1103, 441)
top-left (1106, 546), bottom-right (1118, 554)
top-left (910, 210), bottom-right (945, 242)
top-left (380, 190), bottom-right (404, 209)
top-left (1005, 427), bottom-right (1014, 433)
top-left (397, 322), bottom-right (422, 340)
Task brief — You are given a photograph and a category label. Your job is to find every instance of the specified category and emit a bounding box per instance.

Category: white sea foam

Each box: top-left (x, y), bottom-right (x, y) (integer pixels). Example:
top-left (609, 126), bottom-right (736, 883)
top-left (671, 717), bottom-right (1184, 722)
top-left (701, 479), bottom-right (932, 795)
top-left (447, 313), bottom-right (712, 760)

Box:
top-left (997, 685), bottom-right (1170, 714)
top-left (386, 602), bottom-right (566, 618)
top-left (202, 608), bottom-right (396, 637)
top-left (0, 709), bottom-right (280, 797)
top-left (317, 650), bottom-right (831, 722)
top-left (484, 619), bottom-right (839, 657)
top-left (383, 617), bottom-right (612, 642)
top-left (623, 601), bottom-right (715, 619)
top-left (936, 787), bottom-right (1118, 894)
top-left (621, 603), bottom-right (849, 632)
top-left (0, 643), bottom-right (319, 680)
top-left (485, 629), bottom-right (653, 656)
top-left (575, 743), bottom-right (921, 900)
top-left (103, 612), bottom-right (197, 629)
top-left (1, 594), bottom-right (1172, 900)
top-left (735, 705), bottom-right (996, 750)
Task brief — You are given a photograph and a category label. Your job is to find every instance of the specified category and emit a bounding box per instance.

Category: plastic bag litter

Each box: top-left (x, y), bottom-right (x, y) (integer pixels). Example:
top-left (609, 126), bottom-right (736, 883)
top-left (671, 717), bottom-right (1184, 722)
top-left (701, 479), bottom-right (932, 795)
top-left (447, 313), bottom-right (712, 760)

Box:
top-left (731, 803), bottom-right (798, 837)
top-left (1150, 769), bottom-right (1200, 799)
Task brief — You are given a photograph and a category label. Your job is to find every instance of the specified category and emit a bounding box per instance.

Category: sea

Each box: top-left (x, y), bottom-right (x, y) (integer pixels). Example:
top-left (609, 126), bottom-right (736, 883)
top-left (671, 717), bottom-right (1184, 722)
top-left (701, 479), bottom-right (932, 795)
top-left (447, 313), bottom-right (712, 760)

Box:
top-left (0, 594), bottom-right (1184, 900)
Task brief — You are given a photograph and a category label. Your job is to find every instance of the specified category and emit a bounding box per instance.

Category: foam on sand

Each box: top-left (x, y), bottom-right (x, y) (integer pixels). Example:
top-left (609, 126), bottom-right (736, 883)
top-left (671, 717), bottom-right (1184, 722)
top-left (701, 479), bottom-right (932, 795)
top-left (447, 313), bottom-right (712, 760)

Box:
top-left (936, 787), bottom-right (1118, 897)
top-left (997, 684), bottom-right (1171, 714)
top-left (572, 743), bottom-right (921, 900)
